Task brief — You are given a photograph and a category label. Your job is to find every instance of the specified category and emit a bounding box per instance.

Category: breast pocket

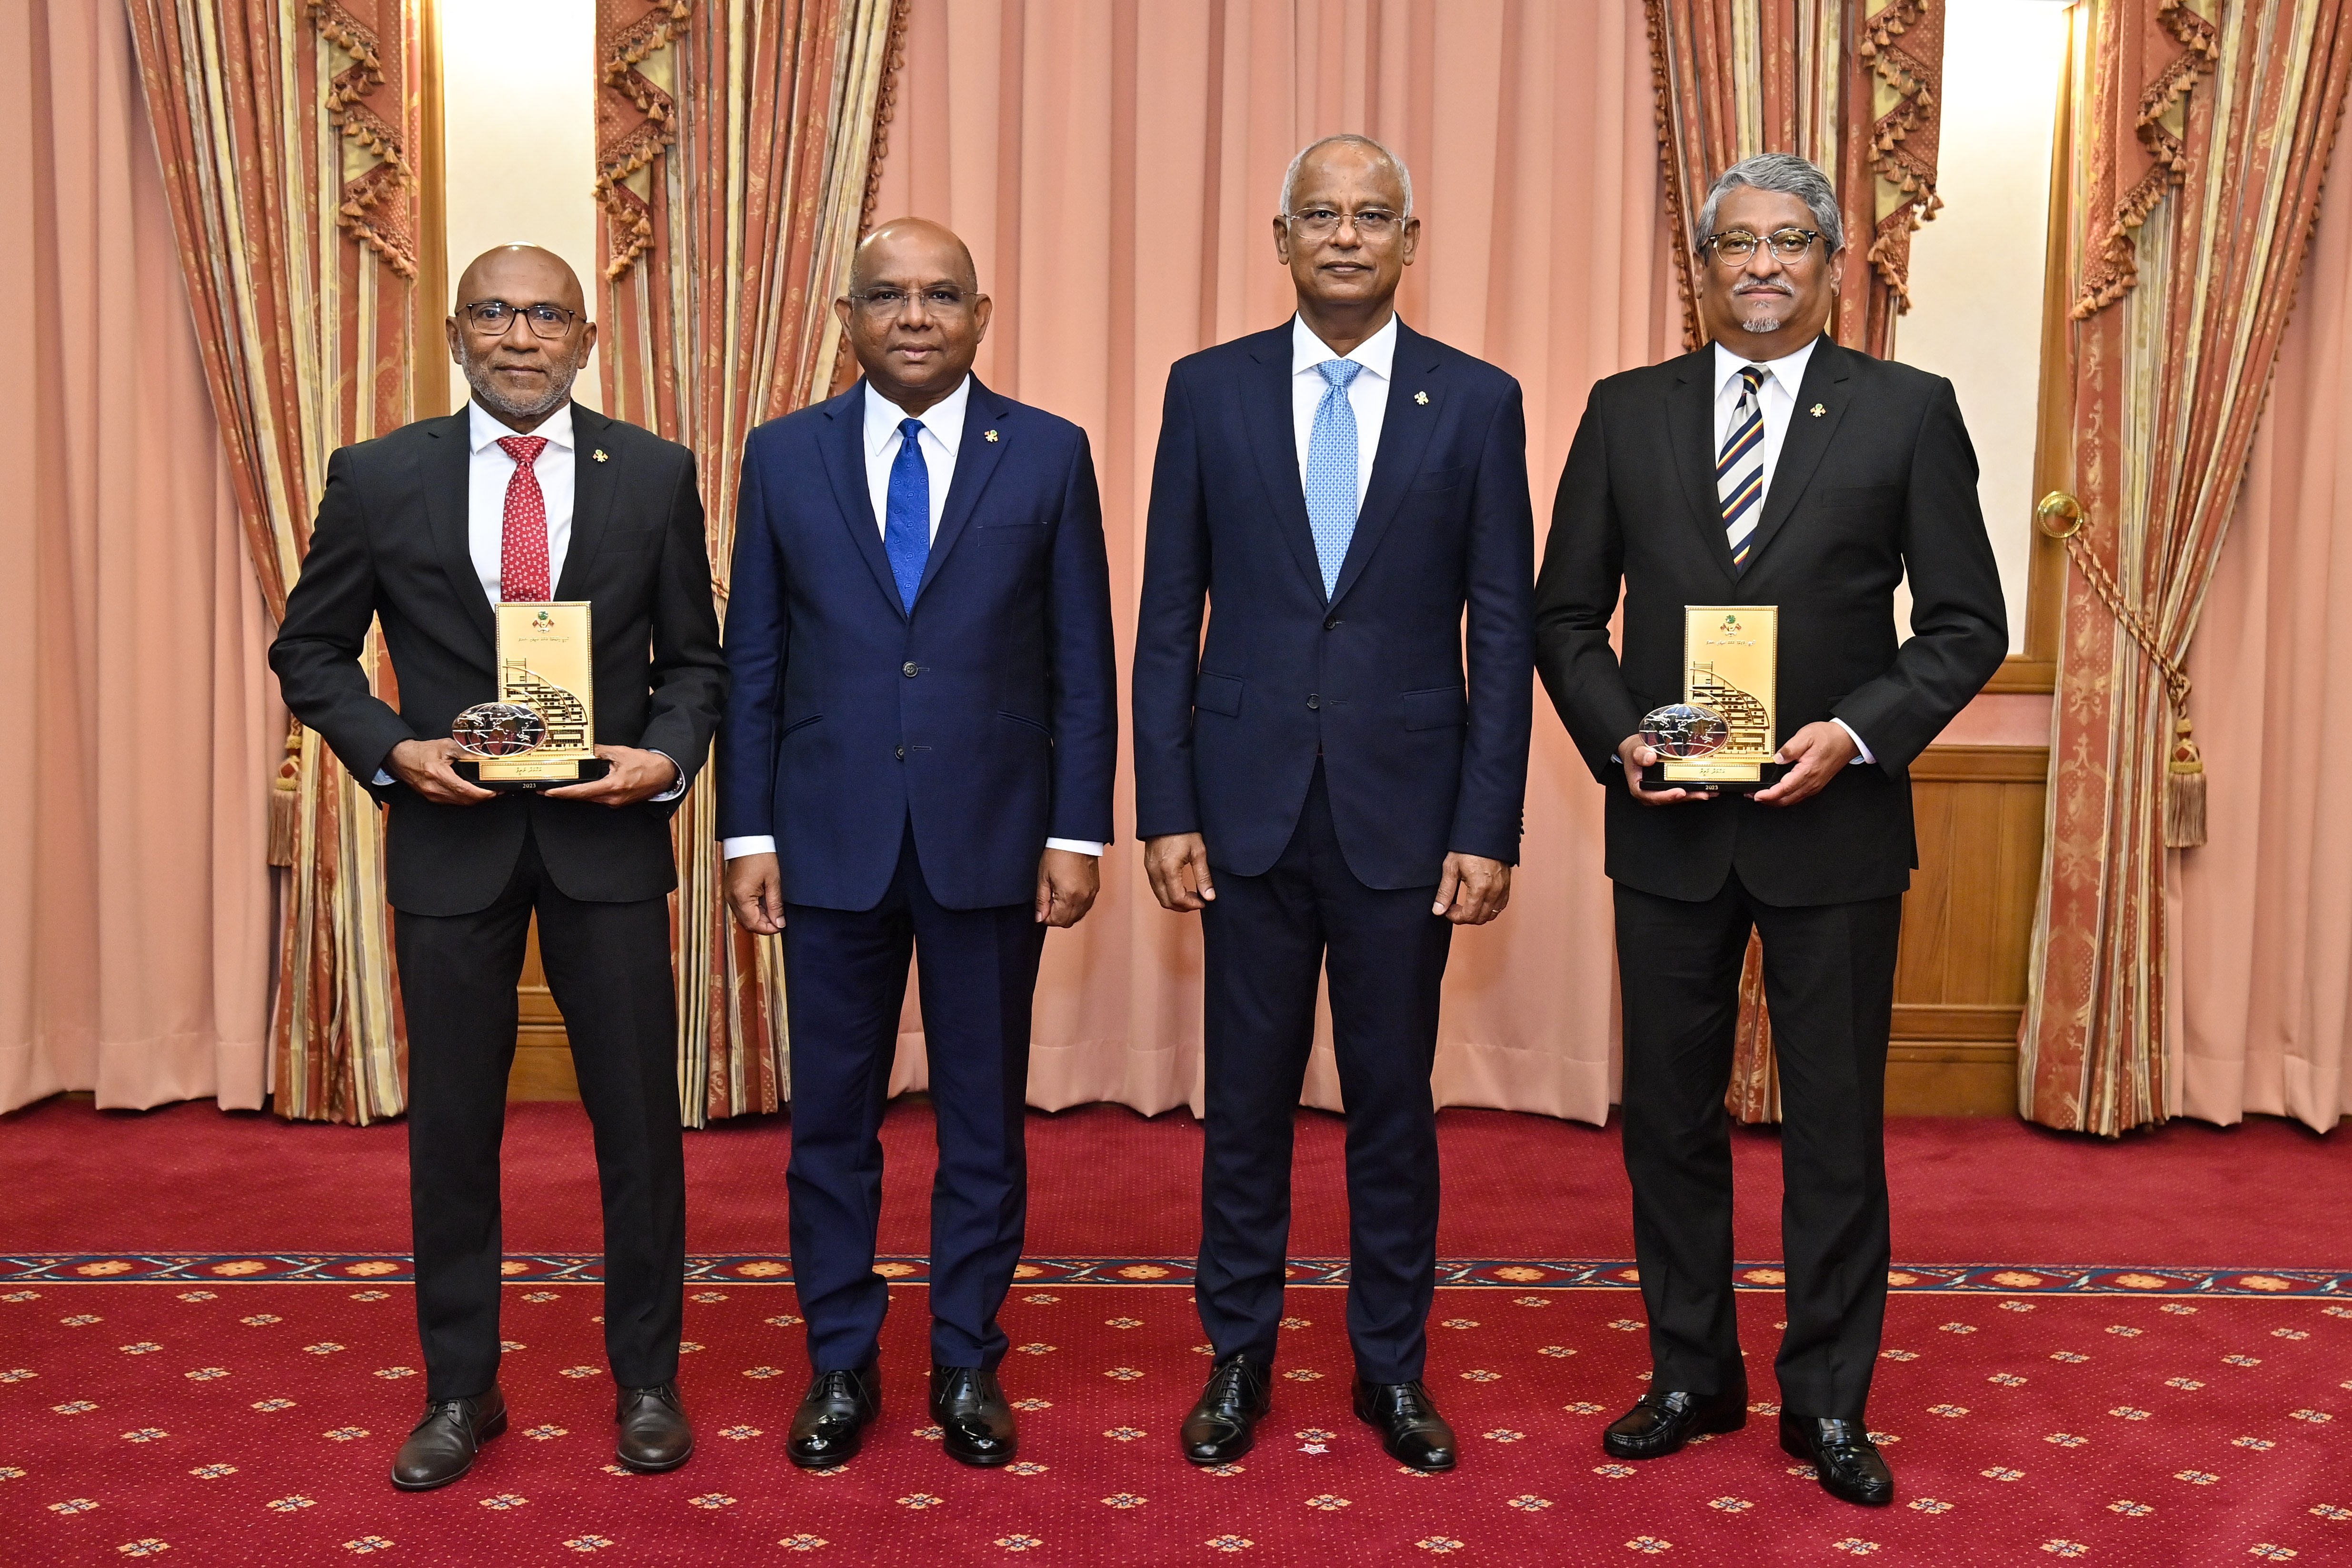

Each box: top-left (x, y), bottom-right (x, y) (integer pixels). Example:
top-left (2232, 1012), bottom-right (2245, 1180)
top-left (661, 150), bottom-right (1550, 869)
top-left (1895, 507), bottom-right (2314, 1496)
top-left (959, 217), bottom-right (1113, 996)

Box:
top-left (1410, 467), bottom-right (1464, 493)
top-left (1815, 485), bottom-right (1902, 511)
top-left (602, 526), bottom-right (665, 555)
top-left (972, 520), bottom-right (1049, 547)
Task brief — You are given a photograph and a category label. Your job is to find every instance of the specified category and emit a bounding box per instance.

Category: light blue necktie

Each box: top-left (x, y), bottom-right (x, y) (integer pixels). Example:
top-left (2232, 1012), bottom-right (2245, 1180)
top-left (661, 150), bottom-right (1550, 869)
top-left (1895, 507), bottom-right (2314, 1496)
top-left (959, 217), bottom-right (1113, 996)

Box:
top-left (884, 416), bottom-right (929, 612)
top-left (1305, 359), bottom-right (1363, 598)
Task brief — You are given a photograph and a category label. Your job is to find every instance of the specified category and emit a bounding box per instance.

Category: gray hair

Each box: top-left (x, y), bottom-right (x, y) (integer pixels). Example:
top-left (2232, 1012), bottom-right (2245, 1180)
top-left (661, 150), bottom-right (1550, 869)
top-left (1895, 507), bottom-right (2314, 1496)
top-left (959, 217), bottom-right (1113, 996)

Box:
top-left (1279, 133), bottom-right (1415, 220)
top-left (1695, 153), bottom-right (1842, 254)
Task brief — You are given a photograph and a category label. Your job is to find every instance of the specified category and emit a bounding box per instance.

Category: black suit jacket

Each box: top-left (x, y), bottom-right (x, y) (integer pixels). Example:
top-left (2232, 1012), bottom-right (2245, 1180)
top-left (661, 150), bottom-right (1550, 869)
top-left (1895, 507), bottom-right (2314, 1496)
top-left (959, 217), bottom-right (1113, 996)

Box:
top-left (1534, 338), bottom-right (2006, 906)
top-left (1133, 320), bottom-right (1534, 889)
top-left (270, 404), bottom-right (728, 917)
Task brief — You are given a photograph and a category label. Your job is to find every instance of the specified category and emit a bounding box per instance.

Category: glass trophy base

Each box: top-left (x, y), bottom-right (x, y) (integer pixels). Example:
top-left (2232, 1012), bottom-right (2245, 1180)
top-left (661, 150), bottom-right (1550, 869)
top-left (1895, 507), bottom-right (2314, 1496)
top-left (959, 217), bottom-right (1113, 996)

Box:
top-left (1641, 760), bottom-right (1790, 794)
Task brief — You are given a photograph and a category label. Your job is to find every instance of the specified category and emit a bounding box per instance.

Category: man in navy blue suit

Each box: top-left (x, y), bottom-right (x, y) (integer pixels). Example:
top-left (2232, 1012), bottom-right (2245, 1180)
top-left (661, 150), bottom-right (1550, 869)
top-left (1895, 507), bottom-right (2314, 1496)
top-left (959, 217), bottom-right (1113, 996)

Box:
top-left (717, 218), bottom-right (1116, 1471)
top-left (1133, 135), bottom-right (1534, 1472)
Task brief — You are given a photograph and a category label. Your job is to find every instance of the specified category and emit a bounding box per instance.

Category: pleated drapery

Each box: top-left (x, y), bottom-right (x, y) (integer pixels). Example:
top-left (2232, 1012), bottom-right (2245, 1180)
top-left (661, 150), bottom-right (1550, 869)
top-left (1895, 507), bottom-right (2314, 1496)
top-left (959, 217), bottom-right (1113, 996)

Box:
top-left (594, 0), bottom-right (907, 1125)
top-left (2019, 0), bottom-right (2352, 1135)
top-left (0, 0), bottom-right (275, 1116)
top-left (1644, 0), bottom-right (1946, 1121)
top-left (868, 0), bottom-right (1676, 1126)
top-left (124, 0), bottom-right (425, 1123)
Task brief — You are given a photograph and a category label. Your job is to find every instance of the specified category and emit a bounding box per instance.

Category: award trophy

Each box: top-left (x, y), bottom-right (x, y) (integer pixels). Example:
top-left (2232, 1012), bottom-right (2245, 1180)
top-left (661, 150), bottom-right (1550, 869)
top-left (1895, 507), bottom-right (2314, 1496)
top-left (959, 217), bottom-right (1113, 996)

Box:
top-left (448, 601), bottom-right (600, 789)
top-left (1638, 604), bottom-right (1786, 793)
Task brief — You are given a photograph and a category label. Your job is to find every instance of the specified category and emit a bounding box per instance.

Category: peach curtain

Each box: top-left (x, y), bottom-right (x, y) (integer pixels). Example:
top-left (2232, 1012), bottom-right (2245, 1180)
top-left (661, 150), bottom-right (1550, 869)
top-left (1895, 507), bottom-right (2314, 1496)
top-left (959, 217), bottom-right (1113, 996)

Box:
top-left (0, 0), bottom-right (273, 1114)
top-left (868, 0), bottom-right (1675, 1125)
top-left (2172, 154), bottom-right (2352, 1135)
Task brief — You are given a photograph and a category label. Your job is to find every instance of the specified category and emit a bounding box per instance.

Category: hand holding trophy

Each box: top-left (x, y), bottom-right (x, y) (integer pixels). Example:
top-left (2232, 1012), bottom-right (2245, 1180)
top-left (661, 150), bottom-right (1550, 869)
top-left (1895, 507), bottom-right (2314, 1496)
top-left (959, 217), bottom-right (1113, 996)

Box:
top-left (446, 602), bottom-right (602, 791)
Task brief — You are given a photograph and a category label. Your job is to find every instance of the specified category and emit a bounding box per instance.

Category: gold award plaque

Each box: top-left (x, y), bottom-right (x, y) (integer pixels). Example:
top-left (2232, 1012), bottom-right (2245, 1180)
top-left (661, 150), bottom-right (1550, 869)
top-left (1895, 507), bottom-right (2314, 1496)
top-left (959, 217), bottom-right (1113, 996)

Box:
top-left (1659, 604), bottom-right (1778, 784)
top-left (478, 601), bottom-right (596, 783)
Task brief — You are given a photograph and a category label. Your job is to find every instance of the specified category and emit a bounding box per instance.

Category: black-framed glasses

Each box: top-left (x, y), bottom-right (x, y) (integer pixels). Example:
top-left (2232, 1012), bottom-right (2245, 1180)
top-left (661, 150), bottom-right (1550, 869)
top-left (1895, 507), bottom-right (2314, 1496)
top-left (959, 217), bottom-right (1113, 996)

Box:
top-left (847, 286), bottom-right (975, 316)
top-left (460, 299), bottom-right (580, 338)
top-left (1285, 207), bottom-right (1405, 237)
top-left (1701, 228), bottom-right (1822, 265)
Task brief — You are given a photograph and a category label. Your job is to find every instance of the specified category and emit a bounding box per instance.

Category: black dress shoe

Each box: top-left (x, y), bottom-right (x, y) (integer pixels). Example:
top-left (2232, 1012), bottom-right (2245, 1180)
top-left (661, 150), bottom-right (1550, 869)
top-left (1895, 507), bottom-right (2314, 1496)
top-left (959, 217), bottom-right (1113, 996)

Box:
top-left (1602, 1383), bottom-right (1749, 1459)
top-left (1352, 1377), bottom-right (1456, 1472)
top-left (1781, 1413), bottom-right (1895, 1506)
top-left (787, 1359), bottom-right (880, 1469)
top-left (930, 1366), bottom-right (1017, 1467)
top-left (1180, 1354), bottom-right (1271, 1465)
top-left (615, 1382), bottom-right (693, 1472)
top-left (390, 1386), bottom-right (507, 1491)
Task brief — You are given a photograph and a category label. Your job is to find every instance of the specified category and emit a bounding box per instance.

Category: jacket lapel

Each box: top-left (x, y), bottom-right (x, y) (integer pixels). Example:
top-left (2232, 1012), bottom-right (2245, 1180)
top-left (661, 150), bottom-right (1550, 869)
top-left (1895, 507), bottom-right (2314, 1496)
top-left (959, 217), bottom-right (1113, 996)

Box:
top-left (912, 376), bottom-right (1013, 606)
top-left (1240, 326), bottom-right (1327, 596)
top-left (1667, 348), bottom-right (1741, 585)
top-left (815, 382), bottom-right (907, 618)
top-left (1328, 322), bottom-right (1442, 609)
top-left (1739, 336), bottom-right (1850, 570)
top-left (424, 409), bottom-right (496, 653)
top-left (552, 404), bottom-right (615, 600)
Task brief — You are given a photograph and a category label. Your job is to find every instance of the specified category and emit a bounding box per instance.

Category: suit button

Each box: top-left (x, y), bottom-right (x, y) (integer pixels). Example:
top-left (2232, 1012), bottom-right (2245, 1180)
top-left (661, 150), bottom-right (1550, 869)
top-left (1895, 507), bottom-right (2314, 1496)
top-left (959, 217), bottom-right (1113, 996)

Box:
top-left (1306, 693), bottom-right (1321, 710)
top-left (902, 661), bottom-right (919, 678)
top-left (1324, 618), bottom-right (1341, 631)
top-left (895, 745), bottom-right (906, 760)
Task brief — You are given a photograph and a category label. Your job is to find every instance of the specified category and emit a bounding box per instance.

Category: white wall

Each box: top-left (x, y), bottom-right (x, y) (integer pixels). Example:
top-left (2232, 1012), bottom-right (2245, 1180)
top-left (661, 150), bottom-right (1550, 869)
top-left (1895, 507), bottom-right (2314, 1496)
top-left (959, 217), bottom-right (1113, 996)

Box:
top-left (438, 0), bottom-right (603, 409)
top-left (1891, 0), bottom-right (2072, 652)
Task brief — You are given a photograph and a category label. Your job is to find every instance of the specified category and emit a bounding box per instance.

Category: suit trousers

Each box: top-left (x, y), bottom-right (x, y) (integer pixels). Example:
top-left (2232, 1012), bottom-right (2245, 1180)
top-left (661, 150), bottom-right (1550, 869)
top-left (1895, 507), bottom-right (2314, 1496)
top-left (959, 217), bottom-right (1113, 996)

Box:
top-left (395, 823), bottom-right (684, 1402)
top-left (1196, 762), bottom-right (1455, 1385)
top-left (784, 823), bottom-right (1047, 1372)
top-left (1614, 872), bottom-right (1903, 1419)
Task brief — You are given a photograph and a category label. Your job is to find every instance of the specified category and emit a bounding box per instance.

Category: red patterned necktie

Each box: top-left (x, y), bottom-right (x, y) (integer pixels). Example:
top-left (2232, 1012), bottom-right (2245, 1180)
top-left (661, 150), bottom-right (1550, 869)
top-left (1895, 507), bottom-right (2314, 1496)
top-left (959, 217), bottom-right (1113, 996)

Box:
top-left (497, 435), bottom-right (552, 601)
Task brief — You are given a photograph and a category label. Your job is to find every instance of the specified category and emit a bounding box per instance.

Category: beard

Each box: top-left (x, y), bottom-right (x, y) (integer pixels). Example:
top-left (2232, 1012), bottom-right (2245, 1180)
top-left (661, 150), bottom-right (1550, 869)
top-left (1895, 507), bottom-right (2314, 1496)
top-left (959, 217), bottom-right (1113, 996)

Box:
top-left (460, 348), bottom-right (581, 425)
top-left (1733, 290), bottom-right (1792, 333)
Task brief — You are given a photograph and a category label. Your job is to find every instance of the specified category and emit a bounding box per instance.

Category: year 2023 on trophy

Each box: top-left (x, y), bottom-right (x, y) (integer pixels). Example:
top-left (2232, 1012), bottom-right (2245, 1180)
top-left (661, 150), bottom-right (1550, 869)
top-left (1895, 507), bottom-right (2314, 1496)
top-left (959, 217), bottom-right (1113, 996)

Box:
top-left (448, 602), bottom-right (599, 789)
top-left (1639, 605), bottom-right (1787, 794)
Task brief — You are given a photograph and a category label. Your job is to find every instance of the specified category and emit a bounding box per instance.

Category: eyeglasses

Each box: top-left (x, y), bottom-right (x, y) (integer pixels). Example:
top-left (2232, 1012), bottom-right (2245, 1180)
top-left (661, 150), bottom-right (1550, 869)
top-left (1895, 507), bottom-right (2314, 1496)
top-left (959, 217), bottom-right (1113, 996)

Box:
top-left (460, 299), bottom-right (580, 338)
top-left (1284, 208), bottom-right (1405, 238)
top-left (847, 287), bottom-right (976, 316)
top-left (1701, 228), bottom-right (1823, 265)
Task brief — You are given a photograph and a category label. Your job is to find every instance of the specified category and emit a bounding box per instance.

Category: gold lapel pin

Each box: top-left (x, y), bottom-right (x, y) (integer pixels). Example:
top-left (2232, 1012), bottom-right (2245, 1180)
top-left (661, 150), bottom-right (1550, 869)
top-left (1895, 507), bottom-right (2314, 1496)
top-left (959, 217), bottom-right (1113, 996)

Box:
top-left (592, 448), bottom-right (609, 461)
top-left (1808, 404), bottom-right (1825, 419)
top-left (983, 429), bottom-right (999, 442)
top-left (1414, 390), bottom-right (1430, 405)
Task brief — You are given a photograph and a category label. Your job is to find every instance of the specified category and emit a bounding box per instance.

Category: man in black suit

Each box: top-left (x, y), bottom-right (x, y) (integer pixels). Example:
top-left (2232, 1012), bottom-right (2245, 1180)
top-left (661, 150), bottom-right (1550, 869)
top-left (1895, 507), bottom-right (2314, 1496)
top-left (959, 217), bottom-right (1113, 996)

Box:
top-left (1535, 154), bottom-right (2006, 1506)
top-left (1135, 135), bottom-right (1533, 1473)
top-left (271, 246), bottom-right (726, 1490)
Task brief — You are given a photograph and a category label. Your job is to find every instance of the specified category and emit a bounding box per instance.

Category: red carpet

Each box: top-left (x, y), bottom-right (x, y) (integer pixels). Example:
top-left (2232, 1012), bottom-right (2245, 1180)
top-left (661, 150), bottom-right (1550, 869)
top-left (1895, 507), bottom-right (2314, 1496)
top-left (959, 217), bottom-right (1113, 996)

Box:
top-left (3, 1097), bottom-right (2349, 1564)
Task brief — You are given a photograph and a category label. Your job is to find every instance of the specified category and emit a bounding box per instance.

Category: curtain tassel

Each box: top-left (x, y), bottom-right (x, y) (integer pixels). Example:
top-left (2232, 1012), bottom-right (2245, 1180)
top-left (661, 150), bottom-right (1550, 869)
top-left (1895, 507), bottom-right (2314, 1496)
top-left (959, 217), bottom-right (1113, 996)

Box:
top-left (268, 719), bottom-right (303, 868)
top-left (2164, 716), bottom-right (2206, 849)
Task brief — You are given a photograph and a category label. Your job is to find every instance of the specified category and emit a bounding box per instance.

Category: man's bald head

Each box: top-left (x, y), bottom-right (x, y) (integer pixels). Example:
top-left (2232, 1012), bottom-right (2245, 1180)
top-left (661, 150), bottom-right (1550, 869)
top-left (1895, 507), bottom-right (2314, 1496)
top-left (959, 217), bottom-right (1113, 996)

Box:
top-left (453, 244), bottom-right (586, 316)
top-left (850, 218), bottom-right (980, 295)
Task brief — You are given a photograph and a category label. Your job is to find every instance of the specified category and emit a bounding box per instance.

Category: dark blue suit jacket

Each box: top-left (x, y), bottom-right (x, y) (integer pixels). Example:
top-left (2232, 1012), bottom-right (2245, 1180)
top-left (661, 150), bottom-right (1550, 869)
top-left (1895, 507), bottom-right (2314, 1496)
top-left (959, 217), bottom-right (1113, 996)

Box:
top-left (717, 378), bottom-right (1117, 912)
top-left (1133, 321), bottom-right (1534, 889)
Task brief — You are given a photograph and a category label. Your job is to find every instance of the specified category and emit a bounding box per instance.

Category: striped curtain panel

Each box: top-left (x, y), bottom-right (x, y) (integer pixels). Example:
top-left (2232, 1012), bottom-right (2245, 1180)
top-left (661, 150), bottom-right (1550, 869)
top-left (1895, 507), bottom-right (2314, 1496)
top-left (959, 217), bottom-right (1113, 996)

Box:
top-left (594, 0), bottom-right (908, 1125)
top-left (2019, 0), bottom-right (2352, 1134)
top-left (125, 0), bottom-right (422, 1123)
top-left (1644, 0), bottom-right (1945, 1120)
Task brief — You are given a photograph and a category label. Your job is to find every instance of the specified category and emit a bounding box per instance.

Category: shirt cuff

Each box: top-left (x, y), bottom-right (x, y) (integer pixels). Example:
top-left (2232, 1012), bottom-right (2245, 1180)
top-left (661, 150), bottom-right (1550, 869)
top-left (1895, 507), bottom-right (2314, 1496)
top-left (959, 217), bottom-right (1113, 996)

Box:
top-left (722, 835), bottom-right (777, 859)
top-left (1045, 838), bottom-right (1106, 857)
top-left (648, 751), bottom-right (688, 802)
top-left (372, 768), bottom-right (394, 786)
top-left (1831, 718), bottom-right (1875, 765)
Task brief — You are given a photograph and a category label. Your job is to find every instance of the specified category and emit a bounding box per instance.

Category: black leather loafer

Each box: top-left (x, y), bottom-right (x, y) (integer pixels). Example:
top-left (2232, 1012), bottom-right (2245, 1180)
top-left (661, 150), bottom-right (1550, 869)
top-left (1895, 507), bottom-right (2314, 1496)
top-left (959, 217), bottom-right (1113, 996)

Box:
top-left (787, 1359), bottom-right (880, 1469)
top-left (1602, 1382), bottom-right (1749, 1459)
top-left (390, 1385), bottom-right (507, 1491)
top-left (930, 1365), bottom-right (1017, 1467)
top-left (1180, 1354), bottom-right (1271, 1465)
top-left (1352, 1377), bottom-right (1456, 1472)
top-left (1781, 1413), bottom-right (1895, 1506)
top-left (615, 1381), bottom-right (693, 1472)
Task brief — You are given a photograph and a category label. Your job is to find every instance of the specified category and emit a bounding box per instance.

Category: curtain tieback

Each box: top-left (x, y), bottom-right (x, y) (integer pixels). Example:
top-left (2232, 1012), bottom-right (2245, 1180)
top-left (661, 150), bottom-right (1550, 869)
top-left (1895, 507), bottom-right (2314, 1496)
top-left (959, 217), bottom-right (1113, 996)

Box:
top-left (2037, 491), bottom-right (2205, 849)
top-left (269, 718), bottom-right (304, 868)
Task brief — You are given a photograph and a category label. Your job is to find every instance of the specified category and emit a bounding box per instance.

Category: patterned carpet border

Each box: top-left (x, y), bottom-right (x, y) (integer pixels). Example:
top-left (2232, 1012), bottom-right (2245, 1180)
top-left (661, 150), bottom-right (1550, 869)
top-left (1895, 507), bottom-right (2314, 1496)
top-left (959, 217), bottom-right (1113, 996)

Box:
top-left (5, 1255), bottom-right (2347, 1297)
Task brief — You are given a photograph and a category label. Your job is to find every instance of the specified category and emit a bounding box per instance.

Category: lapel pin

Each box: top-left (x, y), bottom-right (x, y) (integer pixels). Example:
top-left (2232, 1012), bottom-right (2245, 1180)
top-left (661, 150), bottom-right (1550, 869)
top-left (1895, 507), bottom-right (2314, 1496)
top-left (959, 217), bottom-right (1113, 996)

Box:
top-left (592, 448), bottom-right (609, 461)
top-left (1808, 404), bottom-right (1825, 419)
top-left (1414, 390), bottom-right (1429, 405)
top-left (983, 429), bottom-right (999, 442)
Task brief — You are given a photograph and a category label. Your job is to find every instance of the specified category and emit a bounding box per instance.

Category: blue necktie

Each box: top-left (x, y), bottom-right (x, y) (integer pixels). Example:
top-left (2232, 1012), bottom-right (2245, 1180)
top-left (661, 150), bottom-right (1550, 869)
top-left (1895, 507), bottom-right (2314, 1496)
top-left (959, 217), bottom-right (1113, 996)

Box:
top-left (884, 416), bottom-right (929, 612)
top-left (1305, 359), bottom-right (1363, 598)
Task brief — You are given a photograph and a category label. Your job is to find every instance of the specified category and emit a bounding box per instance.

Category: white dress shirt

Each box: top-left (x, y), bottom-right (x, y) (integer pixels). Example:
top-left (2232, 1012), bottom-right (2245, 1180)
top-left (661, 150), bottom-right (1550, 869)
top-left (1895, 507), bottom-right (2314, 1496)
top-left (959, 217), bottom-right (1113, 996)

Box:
top-left (1291, 312), bottom-right (1397, 502)
top-left (1708, 339), bottom-right (1873, 765)
top-left (376, 400), bottom-right (683, 798)
top-left (720, 376), bottom-right (1102, 861)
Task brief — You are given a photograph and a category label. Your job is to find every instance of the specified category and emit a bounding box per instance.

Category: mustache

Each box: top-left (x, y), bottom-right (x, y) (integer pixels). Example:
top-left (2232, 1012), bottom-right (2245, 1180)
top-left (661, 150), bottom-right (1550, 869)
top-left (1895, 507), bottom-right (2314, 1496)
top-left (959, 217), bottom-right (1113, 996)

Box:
top-left (1733, 281), bottom-right (1794, 297)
